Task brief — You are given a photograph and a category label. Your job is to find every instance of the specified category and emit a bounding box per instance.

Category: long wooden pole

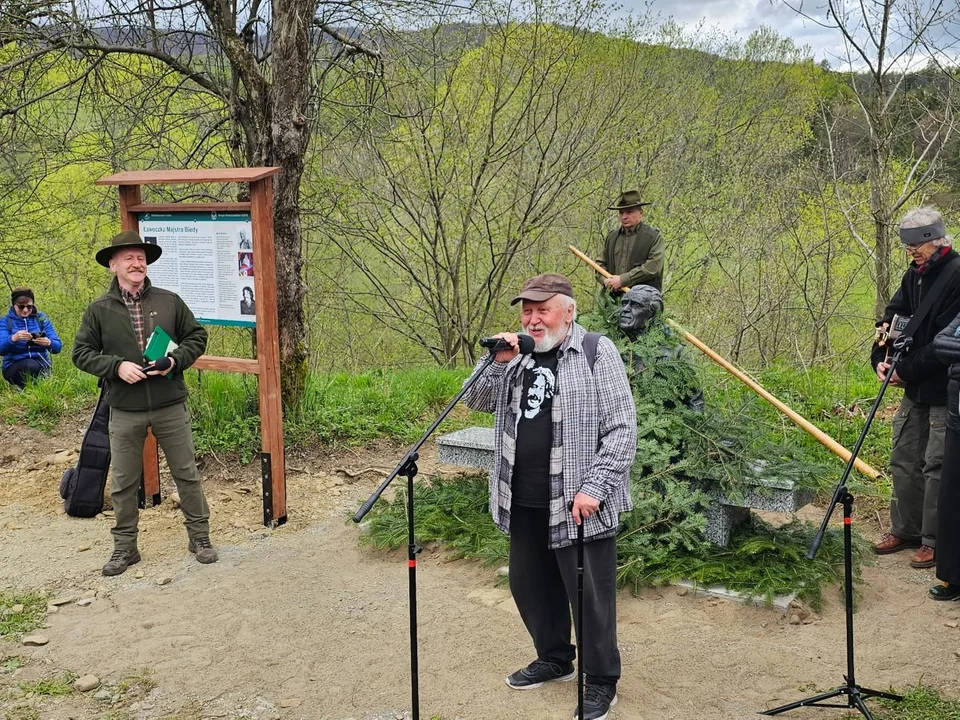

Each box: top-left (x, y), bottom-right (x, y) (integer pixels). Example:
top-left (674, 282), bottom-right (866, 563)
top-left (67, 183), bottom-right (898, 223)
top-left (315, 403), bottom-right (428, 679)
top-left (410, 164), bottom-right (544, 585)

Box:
top-left (568, 244), bottom-right (881, 480)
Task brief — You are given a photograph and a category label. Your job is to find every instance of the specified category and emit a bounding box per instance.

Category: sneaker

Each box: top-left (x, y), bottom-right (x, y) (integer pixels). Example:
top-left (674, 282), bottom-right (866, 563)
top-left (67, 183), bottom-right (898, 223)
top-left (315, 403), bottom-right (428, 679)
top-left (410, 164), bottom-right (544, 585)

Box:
top-left (505, 659), bottom-right (576, 690)
top-left (573, 684), bottom-right (618, 720)
top-left (102, 549), bottom-right (141, 576)
top-left (188, 536), bottom-right (219, 564)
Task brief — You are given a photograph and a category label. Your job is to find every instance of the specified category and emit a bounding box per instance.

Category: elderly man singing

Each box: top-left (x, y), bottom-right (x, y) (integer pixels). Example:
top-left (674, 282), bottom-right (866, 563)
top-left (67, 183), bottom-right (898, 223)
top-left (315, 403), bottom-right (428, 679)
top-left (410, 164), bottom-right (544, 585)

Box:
top-left (462, 273), bottom-right (636, 720)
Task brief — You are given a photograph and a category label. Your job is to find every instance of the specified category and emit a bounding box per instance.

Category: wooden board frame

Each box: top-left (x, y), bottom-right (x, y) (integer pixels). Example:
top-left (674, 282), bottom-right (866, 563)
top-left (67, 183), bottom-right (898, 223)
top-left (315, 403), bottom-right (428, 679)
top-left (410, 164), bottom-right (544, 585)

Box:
top-left (96, 168), bottom-right (287, 526)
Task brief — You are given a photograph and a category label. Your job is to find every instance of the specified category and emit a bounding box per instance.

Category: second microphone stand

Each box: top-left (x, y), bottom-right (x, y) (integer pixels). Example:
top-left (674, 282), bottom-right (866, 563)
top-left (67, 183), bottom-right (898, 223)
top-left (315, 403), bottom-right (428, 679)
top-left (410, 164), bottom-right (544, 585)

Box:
top-left (760, 337), bottom-right (911, 718)
top-left (352, 350), bottom-right (500, 720)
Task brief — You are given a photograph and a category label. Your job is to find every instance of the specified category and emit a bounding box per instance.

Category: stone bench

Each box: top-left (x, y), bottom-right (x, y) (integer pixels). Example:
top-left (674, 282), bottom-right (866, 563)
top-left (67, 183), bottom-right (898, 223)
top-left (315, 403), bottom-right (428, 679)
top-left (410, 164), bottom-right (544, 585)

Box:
top-left (436, 427), bottom-right (815, 546)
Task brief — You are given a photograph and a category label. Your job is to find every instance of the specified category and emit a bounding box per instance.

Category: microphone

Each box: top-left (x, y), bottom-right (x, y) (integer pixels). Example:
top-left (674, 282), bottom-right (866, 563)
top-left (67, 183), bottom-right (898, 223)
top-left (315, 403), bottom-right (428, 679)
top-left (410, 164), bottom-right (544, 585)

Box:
top-left (141, 356), bottom-right (173, 373)
top-left (479, 334), bottom-right (535, 354)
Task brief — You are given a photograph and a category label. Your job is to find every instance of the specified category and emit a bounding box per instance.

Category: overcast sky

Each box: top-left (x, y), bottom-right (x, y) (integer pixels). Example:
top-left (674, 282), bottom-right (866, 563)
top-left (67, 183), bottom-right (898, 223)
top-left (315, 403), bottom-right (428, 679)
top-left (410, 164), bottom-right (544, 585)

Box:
top-left (620, 0), bottom-right (960, 69)
top-left (629, 0), bottom-right (838, 60)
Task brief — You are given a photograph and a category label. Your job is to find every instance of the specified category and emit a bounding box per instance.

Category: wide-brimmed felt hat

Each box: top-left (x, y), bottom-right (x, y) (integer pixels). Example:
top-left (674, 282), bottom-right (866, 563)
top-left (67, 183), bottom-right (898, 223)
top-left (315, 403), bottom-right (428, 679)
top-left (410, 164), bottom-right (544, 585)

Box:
top-left (96, 230), bottom-right (162, 268)
top-left (608, 189), bottom-right (652, 211)
top-left (511, 273), bottom-right (574, 305)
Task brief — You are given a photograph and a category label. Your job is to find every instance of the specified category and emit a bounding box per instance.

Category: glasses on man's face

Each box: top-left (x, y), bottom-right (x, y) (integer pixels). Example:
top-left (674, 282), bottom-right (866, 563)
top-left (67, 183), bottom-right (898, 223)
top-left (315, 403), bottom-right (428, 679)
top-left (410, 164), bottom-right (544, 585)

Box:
top-left (15, 303), bottom-right (33, 311)
top-left (905, 242), bottom-right (930, 253)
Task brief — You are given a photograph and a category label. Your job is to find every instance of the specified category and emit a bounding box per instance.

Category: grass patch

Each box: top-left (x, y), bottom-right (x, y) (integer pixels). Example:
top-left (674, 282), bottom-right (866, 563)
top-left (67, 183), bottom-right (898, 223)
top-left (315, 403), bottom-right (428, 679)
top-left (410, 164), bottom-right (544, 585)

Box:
top-left (706, 360), bottom-right (895, 494)
top-left (874, 684), bottom-right (960, 719)
top-left (1, 656), bottom-right (24, 674)
top-left (116, 668), bottom-right (157, 702)
top-left (361, 474), bottom-right (853, 607)
top-left (18, 672), bottom-right (75, 697)
top-left (184, 367), bottom-right (493, 461)
top-left (287, 368), bottom-right (491, 446)
top-left (0, 592), bottom-right (47, 640)
top-left (0, 365), bottom-right (98, 431)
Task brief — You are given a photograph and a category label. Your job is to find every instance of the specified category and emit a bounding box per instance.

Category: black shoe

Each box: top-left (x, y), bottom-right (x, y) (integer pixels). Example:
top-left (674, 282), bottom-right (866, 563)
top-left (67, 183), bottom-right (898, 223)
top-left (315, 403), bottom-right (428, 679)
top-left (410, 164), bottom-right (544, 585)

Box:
top-left (929, 583), bottom-right (960, 601)
top-left (188, 536), bottom-right (219, 564)
top-left (573, 684), bottom-right (618, 720)
top-left (102, 549), bottom-right (141, 576)
top-left (505, 659), bottom-right (575, 690)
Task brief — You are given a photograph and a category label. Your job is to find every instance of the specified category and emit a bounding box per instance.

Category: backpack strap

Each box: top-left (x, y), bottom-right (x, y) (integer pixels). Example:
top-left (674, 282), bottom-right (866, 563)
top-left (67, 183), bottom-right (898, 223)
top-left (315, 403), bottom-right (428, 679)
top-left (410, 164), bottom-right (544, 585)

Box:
top-left (582, 332), bottom-right (602, 373)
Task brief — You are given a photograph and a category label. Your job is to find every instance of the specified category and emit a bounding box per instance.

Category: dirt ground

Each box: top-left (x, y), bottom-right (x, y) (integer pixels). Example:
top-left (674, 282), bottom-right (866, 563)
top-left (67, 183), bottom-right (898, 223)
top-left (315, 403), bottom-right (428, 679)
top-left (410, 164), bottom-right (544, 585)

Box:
top-left (1, 417), bottom-right (960, 720)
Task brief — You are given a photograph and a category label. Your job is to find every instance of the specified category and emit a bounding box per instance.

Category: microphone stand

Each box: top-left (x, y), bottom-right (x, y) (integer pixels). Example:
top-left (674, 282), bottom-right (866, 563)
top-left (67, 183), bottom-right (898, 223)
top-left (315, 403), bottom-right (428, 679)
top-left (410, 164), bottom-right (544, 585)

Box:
top-left (353, 350), bottom-right (501, 720)
top-left (760, 337), bottom-right (911, 718)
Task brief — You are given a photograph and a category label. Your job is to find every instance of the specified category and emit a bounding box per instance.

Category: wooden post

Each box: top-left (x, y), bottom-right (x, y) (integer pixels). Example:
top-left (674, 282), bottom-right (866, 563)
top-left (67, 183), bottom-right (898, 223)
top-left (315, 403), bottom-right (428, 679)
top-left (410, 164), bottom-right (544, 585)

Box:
top-left (250, 178), bottom-right (286, 524)
top-left (116, 184), bottom-right (162, 505)
top-left (97, 168), bottom-right (286, 526)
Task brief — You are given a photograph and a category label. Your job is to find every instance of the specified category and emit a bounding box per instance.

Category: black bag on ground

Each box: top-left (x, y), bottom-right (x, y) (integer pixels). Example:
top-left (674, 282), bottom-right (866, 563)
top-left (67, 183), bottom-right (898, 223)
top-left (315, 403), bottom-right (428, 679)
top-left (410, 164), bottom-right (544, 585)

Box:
top-left (60, 388), bottom-right (110, 517)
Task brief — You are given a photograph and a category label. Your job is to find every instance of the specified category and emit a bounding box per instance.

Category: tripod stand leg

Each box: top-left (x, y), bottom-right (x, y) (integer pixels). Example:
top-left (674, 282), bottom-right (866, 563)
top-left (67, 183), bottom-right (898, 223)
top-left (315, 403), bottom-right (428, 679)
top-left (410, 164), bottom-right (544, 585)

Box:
top-left (849, 691), bottom-right (875, 720)
top-left (859, 687), bottom-right (903, 702)
top-left (760, 688), bottom-right (848, 715)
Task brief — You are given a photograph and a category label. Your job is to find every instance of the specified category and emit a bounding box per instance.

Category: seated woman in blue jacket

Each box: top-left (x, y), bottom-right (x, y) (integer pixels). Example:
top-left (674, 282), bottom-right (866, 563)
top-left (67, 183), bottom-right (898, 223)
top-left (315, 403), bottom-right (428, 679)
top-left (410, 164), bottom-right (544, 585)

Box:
top-left (1, 288), bottom-right (62, 389)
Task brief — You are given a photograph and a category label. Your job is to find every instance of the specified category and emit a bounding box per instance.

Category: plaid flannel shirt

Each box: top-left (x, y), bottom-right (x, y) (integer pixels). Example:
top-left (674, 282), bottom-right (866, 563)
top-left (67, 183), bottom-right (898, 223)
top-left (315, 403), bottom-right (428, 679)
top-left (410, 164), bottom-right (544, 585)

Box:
top-left (462, 322), bottom-right (637, 549)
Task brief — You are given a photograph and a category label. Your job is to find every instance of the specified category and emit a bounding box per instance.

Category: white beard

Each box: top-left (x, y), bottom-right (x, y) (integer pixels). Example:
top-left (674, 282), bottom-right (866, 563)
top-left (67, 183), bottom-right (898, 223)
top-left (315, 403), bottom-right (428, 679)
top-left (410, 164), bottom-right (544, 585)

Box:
top-left (524, 324), bottom-right (568, 353)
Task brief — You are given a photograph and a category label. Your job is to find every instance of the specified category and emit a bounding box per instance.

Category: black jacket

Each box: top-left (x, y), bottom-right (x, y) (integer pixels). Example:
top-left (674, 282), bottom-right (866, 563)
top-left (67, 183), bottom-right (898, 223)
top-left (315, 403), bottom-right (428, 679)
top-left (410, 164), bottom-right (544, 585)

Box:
top-left (934, 312), bottom-right (960, 429)
top-left (871, 250), bottom-right (960, 406)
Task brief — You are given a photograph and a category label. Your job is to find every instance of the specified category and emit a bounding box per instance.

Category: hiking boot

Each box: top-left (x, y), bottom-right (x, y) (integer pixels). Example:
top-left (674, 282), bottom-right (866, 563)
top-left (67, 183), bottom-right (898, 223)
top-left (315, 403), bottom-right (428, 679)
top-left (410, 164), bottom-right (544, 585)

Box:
top-left (188, 536), bottom-right (218, 564)
top-left (102, 549), bottom-right (141, 577)
top-left (573, 683), bottom-right (618, 720)
top-left (505, 659), bottom-right (575, 690)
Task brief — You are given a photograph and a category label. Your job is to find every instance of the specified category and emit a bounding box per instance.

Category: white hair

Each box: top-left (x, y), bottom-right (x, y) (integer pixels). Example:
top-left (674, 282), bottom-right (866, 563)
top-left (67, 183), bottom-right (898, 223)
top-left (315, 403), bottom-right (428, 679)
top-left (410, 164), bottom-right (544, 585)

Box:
top-left (556, 293), bottom-right (578, 322)
top-left (900, 206), bottom-right (952, 246)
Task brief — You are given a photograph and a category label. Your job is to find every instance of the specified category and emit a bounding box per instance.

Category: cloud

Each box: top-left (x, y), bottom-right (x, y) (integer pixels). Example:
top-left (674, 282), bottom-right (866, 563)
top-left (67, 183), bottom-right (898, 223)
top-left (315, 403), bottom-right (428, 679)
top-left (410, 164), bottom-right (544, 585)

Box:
top-left (613, 0), bottom-right (960, 68)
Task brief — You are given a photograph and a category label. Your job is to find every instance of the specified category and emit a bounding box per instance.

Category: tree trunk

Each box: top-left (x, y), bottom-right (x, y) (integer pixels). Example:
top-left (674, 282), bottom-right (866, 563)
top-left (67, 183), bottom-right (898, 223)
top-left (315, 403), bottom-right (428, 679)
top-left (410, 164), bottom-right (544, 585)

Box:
top-left (267, 0), bottom-right (314, 407)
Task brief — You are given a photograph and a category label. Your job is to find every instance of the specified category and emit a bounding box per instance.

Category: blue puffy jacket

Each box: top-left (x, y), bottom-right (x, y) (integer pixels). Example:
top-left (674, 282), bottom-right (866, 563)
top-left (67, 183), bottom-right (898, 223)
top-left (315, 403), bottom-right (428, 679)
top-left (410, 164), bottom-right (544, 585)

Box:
top-left (0, 306), bottom-right (63, 371)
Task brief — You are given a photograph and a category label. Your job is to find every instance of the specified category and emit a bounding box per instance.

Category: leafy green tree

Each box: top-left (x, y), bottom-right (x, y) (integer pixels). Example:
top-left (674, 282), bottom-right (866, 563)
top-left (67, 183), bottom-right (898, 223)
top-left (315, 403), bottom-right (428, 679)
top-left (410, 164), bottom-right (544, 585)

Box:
top-left (1, 0), bottom-right (389, 403)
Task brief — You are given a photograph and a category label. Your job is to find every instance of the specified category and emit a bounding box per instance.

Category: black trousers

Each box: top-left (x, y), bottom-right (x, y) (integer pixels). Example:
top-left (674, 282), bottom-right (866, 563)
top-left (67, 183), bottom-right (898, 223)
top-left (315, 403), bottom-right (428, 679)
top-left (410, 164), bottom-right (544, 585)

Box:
top-left (937, 424), bottom-right (960, 585)
top-left (508, 504), bottom-right (621, 686)
top-left (2, 358), bottom-right (49, 390)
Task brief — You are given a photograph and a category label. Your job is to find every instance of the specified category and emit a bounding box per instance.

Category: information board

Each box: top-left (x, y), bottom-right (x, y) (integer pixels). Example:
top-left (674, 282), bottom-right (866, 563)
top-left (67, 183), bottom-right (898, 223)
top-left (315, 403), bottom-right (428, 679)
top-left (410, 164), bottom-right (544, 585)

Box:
top-left (137, 210), bottom-right (256, 327)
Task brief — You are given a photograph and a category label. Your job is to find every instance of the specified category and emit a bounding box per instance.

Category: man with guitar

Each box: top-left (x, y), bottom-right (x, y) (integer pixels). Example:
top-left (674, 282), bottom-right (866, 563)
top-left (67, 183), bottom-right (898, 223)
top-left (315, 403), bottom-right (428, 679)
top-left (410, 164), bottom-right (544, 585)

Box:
top-left (872, 207), bottom-right (960, 570)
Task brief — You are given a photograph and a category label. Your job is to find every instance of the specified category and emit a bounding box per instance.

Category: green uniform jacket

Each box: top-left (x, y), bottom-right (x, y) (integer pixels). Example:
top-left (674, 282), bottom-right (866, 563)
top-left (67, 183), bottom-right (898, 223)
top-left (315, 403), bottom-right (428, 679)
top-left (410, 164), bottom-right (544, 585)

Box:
top-left (598, 223), bottom-right (665, 290)
top-left (72, 277), bottom-right (207, 411)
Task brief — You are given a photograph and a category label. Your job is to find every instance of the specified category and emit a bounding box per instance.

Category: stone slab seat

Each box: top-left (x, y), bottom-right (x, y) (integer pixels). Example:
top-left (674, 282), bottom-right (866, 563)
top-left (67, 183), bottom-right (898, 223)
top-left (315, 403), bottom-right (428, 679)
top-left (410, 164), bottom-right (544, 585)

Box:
top-left (436, 427), bottom-right (815, 547)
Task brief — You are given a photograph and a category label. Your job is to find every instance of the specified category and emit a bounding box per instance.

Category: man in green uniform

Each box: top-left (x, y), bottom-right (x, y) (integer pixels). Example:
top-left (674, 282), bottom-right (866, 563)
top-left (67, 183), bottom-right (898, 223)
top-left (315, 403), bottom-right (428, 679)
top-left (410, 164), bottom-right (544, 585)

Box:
top-left (73, 230), bottom-right (218, 576)
top-left (597, 190), bottom-right (665, 293)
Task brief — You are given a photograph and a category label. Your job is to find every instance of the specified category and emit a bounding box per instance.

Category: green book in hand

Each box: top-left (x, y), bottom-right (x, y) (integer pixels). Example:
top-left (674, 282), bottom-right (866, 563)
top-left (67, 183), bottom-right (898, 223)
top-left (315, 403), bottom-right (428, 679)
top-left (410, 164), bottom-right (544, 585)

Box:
top-left (143, 325), bottom-right (179, 363)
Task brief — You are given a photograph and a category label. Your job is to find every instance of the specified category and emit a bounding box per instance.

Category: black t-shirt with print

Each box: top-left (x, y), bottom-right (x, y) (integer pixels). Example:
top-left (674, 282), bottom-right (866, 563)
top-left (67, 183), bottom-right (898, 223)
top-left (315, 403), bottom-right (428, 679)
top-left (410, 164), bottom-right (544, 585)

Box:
top-left (512, 347), bottom-right (559, 508)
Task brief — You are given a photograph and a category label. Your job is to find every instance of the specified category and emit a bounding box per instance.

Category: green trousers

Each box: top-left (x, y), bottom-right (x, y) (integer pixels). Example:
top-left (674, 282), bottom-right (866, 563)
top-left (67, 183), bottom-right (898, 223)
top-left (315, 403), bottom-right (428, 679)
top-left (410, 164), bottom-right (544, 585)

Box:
top-left (108, 401), bottom-right (210, 551)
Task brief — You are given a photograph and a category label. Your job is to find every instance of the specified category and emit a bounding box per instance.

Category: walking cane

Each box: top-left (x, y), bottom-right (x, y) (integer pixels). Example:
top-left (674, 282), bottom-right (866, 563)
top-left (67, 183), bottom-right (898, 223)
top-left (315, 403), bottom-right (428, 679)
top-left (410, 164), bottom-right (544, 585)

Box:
top-left (570, 499), bottom-right (604, 720)
top-left (576, 512), bottom-right (585, 720)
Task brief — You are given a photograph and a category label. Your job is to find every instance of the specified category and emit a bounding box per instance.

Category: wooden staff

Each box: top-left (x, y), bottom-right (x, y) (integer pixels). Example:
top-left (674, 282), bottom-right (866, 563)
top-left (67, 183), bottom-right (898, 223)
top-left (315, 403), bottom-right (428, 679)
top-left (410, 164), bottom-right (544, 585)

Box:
top-left (568, 244), bottom-right (881, 480)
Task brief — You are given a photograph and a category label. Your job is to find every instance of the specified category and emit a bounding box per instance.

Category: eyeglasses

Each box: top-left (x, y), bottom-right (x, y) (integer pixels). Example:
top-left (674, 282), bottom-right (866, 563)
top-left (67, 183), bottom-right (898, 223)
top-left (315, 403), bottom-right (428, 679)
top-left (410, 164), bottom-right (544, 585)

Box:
top-left (14, 303), bottom-right (34, 310)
